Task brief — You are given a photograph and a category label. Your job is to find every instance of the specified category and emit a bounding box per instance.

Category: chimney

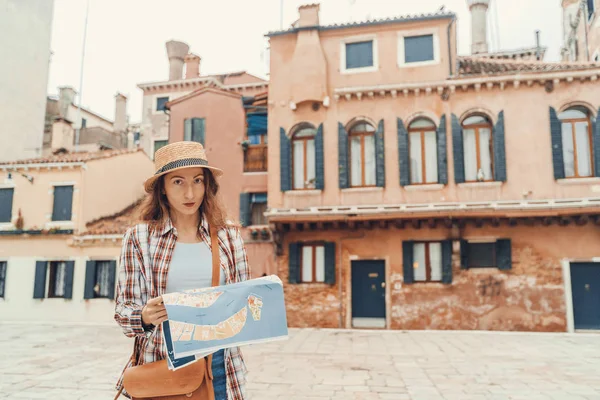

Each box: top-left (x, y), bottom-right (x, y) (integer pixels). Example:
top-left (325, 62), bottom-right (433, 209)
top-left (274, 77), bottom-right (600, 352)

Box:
top-left (535, 30), bottom-right (542, 61)
top-left (298, 4), bottom-right (320, 28)
top-left (165, 40), bottom-right (190, 81)
top-left (114, 93), bottom-right (128, 133)
top-left (185, 53), bottom-right (201, 79)
top-left (467, 0), bottom-right (490, 54)
top-left (58, 86), bottom-right (77, 119)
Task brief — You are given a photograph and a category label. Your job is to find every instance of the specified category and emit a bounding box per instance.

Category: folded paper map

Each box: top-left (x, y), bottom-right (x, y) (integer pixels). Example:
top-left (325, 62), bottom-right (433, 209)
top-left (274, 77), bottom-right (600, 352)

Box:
top-left (162, 275), bottom-right (288, 360)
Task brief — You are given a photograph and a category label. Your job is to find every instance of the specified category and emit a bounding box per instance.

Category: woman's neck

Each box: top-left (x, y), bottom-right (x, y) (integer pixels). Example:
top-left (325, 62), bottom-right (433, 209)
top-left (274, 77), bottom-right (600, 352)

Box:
top-left (170, 210), bottom-right (201, 238)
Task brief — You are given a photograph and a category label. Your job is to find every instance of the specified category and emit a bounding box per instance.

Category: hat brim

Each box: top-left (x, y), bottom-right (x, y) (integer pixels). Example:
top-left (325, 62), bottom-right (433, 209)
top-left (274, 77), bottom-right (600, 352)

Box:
top-left (144, 164), bottom-right (224, 193)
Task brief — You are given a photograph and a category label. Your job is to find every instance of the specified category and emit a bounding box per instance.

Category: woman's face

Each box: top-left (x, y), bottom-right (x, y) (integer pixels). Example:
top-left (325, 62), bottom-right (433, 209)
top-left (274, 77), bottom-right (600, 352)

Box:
top-left (163, 167), bottom-right (205, 217)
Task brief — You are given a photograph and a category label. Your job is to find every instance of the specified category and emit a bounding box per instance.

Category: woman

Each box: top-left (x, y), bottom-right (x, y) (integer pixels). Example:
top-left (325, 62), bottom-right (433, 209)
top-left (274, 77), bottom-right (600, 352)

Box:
top-left (114, 141), bottom-right (250, 400)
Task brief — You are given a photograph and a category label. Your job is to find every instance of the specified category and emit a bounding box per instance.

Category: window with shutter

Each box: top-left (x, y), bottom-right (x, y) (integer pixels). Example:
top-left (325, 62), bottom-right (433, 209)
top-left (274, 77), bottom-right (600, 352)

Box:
top-left (300, 243), bottom-right (326, 283)
top-left (48, 261), bottom-right (67, 298)
top-left (249, 193), bottom-right (267, 226)
top-left (290, 123), bottom-right (317, 190)
top-left (0, 188), bottom-right (14, 223)
top-left (51, 186), bottom-right (73, 222)
top-left (558, 107), bottom-right (596, 178)
top-left (460, 240), bottom-right (511, 270)
top-left (348, 121), bottom-right (377, 188)
top-left (412, 242), bottom-right (443, 282)
top-left (0, 261), bottom-right (6, 298)
top-left (408, 118), bottom-right (438, 184)
top-left (462, 115), bottom-right (494, 182)
top-left (191, 118), bottom-right (206, 145)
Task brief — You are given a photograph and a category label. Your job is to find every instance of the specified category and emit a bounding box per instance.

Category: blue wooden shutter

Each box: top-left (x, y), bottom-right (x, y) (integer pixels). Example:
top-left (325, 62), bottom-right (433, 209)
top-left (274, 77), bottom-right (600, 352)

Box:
top-left (108, 260), bottom-right (117, 299)
top-left (84, 261), bottom-right (96, 299)
top-left (0, 188), bottom-right (14, 223)
top-left (239, 193), bottom-right (251, 227)
top-left (397, 118), bottom-right (410, 186)
top-left (184, 119), bottom-right (192, 141)
top-left (441, 240), bottom-right (452, 284)
top-left (493, 111), bottom-right (507, 182)
top-left (593, 109), bottom-right (600, 177)
top-left (460, 240), bottom-right (469, 269)
top-left (375, 120), bottom-right (386, 187)
top-left (437, 115), bottom-right (448, 185)
top-left (192, 118), bottom-right (206, 145)
top-left (496, 239), bottom-right (512, 270)
top-left (451, 114), bottom-right (465, 183)
top-left (549, 107), bottom-right (565, 180)
top-left (402, 241), bottom-right (414, 284)
top-left (52, 186), bottom-right (73, 221)
top-left (63, 261), bottom-right (75, 299)
top-left (280, 128), bottom-right (291, 192)
top-left (33, 261), bottom-right (47, 299)
top-left (315, 123), bottom-right (325, 190)
top-left (338, 123), bottom-right (349, 189)
top-left (288, 243), bottom-right (300, 284)
top-left (324, 242), bottom-right (336, 284)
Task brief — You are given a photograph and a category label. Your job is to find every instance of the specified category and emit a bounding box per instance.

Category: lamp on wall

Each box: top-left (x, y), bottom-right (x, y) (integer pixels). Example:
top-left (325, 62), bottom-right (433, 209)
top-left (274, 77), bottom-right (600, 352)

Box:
top-left (20, 172), bottom-right (34, 184)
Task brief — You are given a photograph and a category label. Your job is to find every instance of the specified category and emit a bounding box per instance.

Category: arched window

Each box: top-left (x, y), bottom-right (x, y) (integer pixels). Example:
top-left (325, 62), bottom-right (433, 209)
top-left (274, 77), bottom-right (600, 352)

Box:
top-left (291, 123), bottom-right (317, 190)
top-left (559, 107), bottom-right (595, 178)
top-left (462, 114), bottom-right (494, 182)
top-left (408, 118), bottom-right (437, 184)
top-left (348, 121), bottom-right (376, 187)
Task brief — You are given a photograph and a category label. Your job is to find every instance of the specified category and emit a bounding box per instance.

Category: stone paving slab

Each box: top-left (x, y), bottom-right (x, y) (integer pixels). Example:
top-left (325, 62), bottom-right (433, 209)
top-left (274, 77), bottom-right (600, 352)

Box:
top-left (1, 323), bottom-right (600, 399)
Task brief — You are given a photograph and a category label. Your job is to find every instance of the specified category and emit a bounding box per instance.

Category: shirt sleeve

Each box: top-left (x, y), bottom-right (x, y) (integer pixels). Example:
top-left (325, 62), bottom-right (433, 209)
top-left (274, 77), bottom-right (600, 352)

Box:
top-left (114, 226), bottom-right (147, 337)
top-left (229, 225), bottom-right (251, 282)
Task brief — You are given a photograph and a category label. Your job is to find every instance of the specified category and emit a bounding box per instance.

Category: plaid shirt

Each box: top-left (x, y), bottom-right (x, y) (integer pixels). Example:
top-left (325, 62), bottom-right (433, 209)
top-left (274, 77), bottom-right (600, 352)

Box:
top-left (114, 216), bottom-right (250, 399)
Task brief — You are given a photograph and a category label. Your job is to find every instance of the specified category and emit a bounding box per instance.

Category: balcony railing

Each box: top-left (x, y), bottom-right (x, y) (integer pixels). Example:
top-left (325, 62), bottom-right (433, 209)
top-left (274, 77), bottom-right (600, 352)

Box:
top-left (244, 145), bottom-right (268, 172)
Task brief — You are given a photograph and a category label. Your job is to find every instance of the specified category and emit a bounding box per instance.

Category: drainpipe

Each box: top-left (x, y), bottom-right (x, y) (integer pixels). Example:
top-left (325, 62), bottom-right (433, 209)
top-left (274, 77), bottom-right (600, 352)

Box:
top-left (447, 16), bottom-right (457, 77)
top-left (338, 228), bottom-right (366, 329)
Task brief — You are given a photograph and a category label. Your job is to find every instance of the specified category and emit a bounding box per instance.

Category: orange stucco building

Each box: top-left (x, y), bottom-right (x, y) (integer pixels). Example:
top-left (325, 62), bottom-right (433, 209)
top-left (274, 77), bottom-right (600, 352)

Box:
top-left (264, 3), bottom-right (600, 332)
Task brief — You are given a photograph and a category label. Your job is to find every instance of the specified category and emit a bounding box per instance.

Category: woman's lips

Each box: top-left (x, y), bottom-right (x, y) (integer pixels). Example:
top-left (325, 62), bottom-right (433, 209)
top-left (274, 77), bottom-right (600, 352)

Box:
top-left (183, 203), bottom-right (196, 207)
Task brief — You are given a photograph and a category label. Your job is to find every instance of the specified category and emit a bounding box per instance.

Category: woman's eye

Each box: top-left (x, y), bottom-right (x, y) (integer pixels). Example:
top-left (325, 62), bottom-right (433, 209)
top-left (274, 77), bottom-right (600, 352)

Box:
top-left (174, 180), bottom-right (183, 185)
top-left (195, 179), bottom-right (204, 184)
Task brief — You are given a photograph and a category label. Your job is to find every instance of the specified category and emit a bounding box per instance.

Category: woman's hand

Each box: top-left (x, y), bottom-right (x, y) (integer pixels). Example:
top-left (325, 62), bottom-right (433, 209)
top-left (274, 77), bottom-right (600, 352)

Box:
top-left (141, 296), bottom-right (167, 327)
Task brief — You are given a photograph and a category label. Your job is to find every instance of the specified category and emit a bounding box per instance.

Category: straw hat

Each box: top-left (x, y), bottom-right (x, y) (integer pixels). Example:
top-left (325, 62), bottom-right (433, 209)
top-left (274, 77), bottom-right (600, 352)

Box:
top-left (144, 141), bottom-right (223, 193)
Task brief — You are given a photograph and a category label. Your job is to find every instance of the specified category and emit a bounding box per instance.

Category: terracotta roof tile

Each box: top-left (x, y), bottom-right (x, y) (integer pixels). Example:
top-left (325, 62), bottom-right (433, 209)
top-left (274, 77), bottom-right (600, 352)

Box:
top-left (457, 56), bottom-right (600, 77)
top-left (82, 199), bottom-right (142, 236)
top-left (0, 148), bottom-right (144, 166)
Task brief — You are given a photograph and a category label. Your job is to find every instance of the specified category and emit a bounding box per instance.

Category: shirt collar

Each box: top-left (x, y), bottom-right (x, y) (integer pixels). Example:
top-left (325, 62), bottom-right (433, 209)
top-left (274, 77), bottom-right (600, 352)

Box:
top-left (158, 213), bottom-right (209, 237)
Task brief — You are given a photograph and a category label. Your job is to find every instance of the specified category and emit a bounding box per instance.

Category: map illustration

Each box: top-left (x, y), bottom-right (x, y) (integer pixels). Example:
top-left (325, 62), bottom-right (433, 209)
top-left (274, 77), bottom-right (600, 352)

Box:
top-left (162, 275), bottom-right (288, 359)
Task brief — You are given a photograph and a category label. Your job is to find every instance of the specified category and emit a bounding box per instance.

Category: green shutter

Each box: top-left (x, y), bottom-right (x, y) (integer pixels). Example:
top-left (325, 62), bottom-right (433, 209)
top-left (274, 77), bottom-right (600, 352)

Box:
top-left (315, 123), bottom-right (325, 190)
top-left (108, 261), bottom-right (117, 299)
top-left (288, 243), bottom-right (300, 284)
top-left (64, 261), bottom-right (75, 299)
top-left (437, 115), bottom-right (448, 185)
top-left (0, 188), bottom-right (14, 223)
top-left (184, 119), bottom-right (192, 141)
top-left (280, 128), bottom-right (291, 192)
top-left (593, 108), bottom-right (600, 177)
top-left (441, 240), bottom-right (452, 284)
top-left (375, 119), bottom-right (385, 187)
top-left (493, 111), bottom-right (507, 182)
top-left (192, 118), bottom-right (206, 145)
top-left (398, 118), bottom-right (410, 186)
top-left (239, 193), bottom-right (251, 227)
top-left (452, 114), bottom-right (465, 183)
top-left (33, 261), bottom-right (47, 299)
top-left (402, 241), bottom-right (414, 284)
top-left (338, 123), bottom-right (349, 189)
top-left (84, 261), bottom-right (96, 299)
top-left (549, 107), bottom-right (565, 180)
top-left (460, 240), bottom-right (469, 269)
top-left (496, 239), bottom-right (512, 270)
top-left (324, 242), bottom-right (336, 284)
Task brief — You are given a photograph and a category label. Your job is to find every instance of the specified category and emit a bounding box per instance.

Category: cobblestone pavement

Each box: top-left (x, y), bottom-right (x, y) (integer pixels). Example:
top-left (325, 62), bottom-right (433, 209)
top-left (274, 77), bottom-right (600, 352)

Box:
top-left (1, 323), bottom-right (600, 399)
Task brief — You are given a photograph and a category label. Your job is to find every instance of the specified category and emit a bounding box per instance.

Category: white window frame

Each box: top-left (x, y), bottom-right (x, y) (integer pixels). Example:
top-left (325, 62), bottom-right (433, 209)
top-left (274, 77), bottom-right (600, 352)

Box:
top-left (340, 35), bottom-right (379, 75)
top-left (152, 95), bottom-right (171, 115)
top-left (397, 29), bottom-right (440, 68)
top-left (300, 244), bottom-right (326, 283)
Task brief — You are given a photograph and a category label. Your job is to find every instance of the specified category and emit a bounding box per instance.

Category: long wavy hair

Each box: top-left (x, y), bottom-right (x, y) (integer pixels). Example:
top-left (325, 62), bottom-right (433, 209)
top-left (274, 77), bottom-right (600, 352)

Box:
top-left (137, 168), bottom-right (229, 236)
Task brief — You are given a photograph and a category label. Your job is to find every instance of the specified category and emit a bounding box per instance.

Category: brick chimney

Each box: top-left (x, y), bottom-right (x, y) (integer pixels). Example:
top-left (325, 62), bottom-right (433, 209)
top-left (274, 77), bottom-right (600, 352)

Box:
top-left (165, 40), bottom-right (190, 81)
top-left (298, 4), bottom-right (320, 28)
top-left (185, 53), bottom-right (201, 79)
top-left (467, 0), bottom-right (489, 54)
top-left (114, 93), bottom-right (128, 133)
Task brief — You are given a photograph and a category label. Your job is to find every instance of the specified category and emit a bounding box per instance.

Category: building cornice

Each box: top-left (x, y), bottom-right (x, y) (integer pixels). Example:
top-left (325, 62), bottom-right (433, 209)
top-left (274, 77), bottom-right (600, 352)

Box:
top-left (332, 68), bottom-right (600, 101)
top-left (0, 162), bottom-right (86, 171)
top-left (138, 76), bottom-right (269, 92)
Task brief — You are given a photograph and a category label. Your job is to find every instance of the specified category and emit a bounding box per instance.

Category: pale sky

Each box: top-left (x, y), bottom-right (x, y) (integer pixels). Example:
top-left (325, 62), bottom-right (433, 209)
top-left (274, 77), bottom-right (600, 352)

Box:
top-left (47, 0), bottom-right (565, 124)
